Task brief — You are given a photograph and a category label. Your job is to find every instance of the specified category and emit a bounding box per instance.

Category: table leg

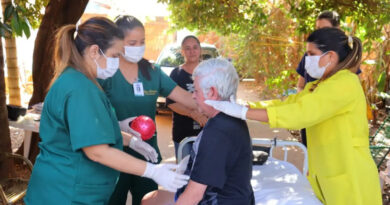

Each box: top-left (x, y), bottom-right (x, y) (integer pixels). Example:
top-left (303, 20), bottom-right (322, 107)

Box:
top-left (24, 131), bottom-right (32, 159)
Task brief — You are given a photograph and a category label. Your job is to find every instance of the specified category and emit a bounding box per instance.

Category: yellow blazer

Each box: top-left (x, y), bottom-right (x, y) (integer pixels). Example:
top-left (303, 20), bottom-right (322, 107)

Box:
top-left (249, 70), bottom-right (381, 205)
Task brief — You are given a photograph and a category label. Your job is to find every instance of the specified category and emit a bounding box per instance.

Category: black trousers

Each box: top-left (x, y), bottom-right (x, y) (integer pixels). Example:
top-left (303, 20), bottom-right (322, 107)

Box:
top-left (300, 128), bottom-right (307, 147)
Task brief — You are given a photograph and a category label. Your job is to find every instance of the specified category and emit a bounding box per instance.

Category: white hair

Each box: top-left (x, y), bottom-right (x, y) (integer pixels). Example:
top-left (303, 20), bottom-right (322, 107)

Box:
top-left (193, 58), bottom-right (239, 101)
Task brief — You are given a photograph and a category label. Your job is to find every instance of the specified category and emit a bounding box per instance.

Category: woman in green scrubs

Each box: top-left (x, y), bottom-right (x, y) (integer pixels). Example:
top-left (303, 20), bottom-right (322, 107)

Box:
top-left (206, 28), bottom-right (381, 205)
top-left (25, 17), bottom-right (188, 205)
top-left (98, 16), bottom-right (198, 205)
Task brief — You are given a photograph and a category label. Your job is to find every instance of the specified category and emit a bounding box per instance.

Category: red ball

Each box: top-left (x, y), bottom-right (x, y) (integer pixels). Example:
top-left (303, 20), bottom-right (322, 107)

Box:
top-left (130, 115), bottom-right (156, 141)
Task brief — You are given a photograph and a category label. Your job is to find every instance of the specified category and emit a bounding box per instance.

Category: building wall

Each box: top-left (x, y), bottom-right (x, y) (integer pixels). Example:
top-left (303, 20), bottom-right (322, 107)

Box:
top-left (144, 17), bottom-right (175, 61)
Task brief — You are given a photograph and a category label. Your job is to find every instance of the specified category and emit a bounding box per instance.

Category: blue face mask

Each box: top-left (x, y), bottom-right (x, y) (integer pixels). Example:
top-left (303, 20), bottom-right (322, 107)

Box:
top-left (94, 49), bottom-right (119, 79)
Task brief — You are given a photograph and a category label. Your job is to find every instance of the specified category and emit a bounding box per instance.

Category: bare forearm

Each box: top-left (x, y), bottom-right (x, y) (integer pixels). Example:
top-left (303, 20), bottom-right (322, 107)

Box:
top-left (168, 103), bottom-right (193, 117)
top-left (83, 145), bottom-right (146, 176)
top-left (168, 86), bottom-right (197, 110)
top-left (175, 180), bottom-right (206, 205)
top-left (169, 103), bottom-right (208, 126)
top-left (246, 108), bottom-right (269, 122)
top-left (121, 131), bottom-right (132, 146)
top-left (176, 196), bottom-right (200, 205)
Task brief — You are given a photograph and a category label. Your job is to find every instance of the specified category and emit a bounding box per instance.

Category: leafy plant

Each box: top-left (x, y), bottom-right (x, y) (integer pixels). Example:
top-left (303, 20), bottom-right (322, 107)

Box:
top-left (160, 0), bottom-right (390, 101)
top-left (3, 3), bottom-right (32, 38)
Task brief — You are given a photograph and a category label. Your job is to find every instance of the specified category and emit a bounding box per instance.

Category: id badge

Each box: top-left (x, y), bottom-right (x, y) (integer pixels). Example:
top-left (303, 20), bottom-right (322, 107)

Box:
top-left (133, 82), bottom-right (144, 96)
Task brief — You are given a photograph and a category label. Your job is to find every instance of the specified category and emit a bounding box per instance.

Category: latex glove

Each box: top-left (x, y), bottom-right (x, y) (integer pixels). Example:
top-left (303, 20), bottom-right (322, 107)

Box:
top-left (119, 117), bottom-right (141, 138)
top-left (143, 163), bottom-right (190, 192)
top-left (204, 100), bottom-right (248, 120)
top-left (129, 137), bottom-right (158, 163)
top-left (176, 155), bottom-right (190, 174)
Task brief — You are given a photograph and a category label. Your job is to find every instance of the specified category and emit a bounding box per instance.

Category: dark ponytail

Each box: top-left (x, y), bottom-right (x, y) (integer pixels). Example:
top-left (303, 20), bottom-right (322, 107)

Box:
top-left (307, 28), bottom-right (362, 91)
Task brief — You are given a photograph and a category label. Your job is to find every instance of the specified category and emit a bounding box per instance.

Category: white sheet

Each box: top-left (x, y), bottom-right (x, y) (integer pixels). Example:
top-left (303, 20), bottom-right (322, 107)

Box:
top-left (252, 158), bottom-right (323, 205)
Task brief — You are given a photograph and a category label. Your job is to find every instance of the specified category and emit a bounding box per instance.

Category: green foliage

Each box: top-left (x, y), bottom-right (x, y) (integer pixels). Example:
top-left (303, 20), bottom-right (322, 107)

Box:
top-left (158, 0), bottom-right (268, 35)
top-left (161, 0), bottom-right (390, 98)
top-left (377, 71), bottom-right (386, 92)
top-left (3, 3), bottom-right (31, 38)
top-left (288, 0), bottom-right (390, 51)
top-left (14, 0), bottom-right (49, 29)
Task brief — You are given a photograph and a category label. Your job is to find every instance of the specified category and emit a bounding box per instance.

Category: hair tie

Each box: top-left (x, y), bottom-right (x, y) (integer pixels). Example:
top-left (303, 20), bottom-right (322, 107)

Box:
top-left (75, 21), bottom-right (81, 35)
top-left (348, 36), bottom-right (353, 49)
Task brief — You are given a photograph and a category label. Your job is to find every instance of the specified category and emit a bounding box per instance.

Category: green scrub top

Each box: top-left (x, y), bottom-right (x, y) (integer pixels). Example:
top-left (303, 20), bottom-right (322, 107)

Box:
top-left (25, 67), bottom-right (123, 205)
top-left (98, 64), bottom-right (176, 161)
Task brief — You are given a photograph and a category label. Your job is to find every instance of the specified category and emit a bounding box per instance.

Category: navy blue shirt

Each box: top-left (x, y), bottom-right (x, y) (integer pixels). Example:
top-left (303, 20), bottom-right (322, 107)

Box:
top-left (177, 113), bottom-right (254, 205)
top-left (296, 53), bottom-right (362, 83)
top-left (167, 67), bottom-right (202, 143)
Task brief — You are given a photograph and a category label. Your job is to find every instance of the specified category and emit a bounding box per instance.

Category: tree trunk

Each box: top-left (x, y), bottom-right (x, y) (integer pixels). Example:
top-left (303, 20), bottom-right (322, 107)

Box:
top-left (0, 34), bottom-right (12, 179)
top-left (26, 0), bottom-right (89, 163)
top-left (4, 38), bottom-right (21, 105)
top-left (1, 0), bottom-right (21, 105)
top-left (1, 0), bottom-right (21, 106)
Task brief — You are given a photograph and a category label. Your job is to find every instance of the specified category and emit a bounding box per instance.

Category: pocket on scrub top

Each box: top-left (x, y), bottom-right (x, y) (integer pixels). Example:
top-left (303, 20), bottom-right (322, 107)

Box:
top-left (71, 183), bottom-right (115, 205)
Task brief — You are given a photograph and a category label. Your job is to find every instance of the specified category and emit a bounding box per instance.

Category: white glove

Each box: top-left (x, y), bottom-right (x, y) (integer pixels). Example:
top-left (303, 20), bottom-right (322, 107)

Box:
top-left (176, 155), bottom-right (190, 174)
top-left (129, 137), bottom-right (158, 163)
top-left (119, 117), bottom-right (141, 138)
top-left (204, 100), bottom-right (248, 120)
top-left (143, 163), bottom-right (190, 192)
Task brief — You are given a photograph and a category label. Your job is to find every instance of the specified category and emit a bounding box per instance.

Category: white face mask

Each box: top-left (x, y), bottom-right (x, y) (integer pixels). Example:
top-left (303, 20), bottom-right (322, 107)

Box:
top-left (304, 52), bottom-right (330, 79)
top-left (95, 49), bottom-right (119, 79)
top-left (123, 45), bottom-right (145, 63)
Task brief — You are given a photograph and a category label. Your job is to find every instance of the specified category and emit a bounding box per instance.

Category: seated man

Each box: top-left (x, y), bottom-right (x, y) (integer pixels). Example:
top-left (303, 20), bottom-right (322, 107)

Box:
top-left (142, 58), bottom-right (254, 205)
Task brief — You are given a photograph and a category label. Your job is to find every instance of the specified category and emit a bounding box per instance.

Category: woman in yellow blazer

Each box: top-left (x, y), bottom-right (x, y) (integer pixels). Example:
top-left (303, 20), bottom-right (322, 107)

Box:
top-left (205, 28), bottom-right (381, 205)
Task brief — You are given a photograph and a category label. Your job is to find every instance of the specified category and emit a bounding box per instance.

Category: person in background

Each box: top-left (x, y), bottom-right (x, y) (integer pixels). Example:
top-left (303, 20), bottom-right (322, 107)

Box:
top-left (167, 35), bottom-right (208, 160)
top-left (296, 10), bottom-right (361, 146)
top-left (206, 28), bottom-right (381, 205)
top-left (25, 17), bottom-right (188, 205)
top-left (97, 15), bottom-right (198, 205)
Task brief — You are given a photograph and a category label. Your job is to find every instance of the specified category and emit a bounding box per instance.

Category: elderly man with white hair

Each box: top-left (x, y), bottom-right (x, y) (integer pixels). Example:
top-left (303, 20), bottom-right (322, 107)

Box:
top-left (141, 58), bottom-right (254, 205)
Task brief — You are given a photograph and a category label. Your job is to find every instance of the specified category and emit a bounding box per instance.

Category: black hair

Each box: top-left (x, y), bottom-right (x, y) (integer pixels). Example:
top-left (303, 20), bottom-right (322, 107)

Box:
top-left (181, 35), bottom-right (200, 47)
top-left (115, 15), bottom-right (152, 81)
top-left (307, 28), bottom-right (362, 91)
top-left (317, 11), bottom-right (340, 27)
top-left (115, 15), bottom-right (144, 32)
top-left (307, 28), bottom-right (351, 62)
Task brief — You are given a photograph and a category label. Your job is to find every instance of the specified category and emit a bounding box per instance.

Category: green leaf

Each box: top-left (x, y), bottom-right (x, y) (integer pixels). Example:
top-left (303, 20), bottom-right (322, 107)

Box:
top-left (16, 5), bottom-right (26, 13)
top-left (377, 71), bottom-right (386, 92)
top-left (21, 21), bottom-right (30, 38)
top-left (11, 13), bottom-right (22, 36)
top-left (4, 4), bottom-right (14, 22)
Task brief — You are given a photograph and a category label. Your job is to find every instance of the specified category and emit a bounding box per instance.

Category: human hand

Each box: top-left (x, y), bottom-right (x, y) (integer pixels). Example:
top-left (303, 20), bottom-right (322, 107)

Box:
top-left (129, 137), bottom-right (158, 163)
top-left (143, 163), bottom-right (190, 192)
top-left (204, 100), bottom-right (248, 120)
top-left (119, 117), bottom-right (141, 138)
top-left (190, 111), bottom-right (208, 127)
